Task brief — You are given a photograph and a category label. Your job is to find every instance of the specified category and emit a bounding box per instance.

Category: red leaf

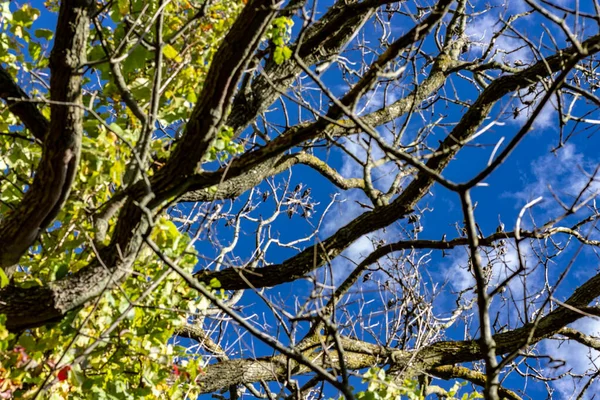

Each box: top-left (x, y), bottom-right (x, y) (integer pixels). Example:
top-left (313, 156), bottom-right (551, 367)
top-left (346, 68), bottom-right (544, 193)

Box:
top-left (57, 366), bottom-right (71, 381)
top-left (172, 365), bottom-right (180, 376)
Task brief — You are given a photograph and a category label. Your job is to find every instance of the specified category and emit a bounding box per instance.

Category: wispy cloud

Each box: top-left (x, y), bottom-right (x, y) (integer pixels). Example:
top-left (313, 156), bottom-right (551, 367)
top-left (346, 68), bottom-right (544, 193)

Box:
top-left (445, 242), bottom-right (544, 330)
top-left (507, 143), bottom-right (600, 220)
top-left (513, 86), bottom-right (559, 129)
top-left (446, 242), bottom-right (536, 295)
top-left (465, 9), bottom-right (562, 130)
top-left (466, 13), bottom-right (532, 65)
top-left (542, 318), bottom-right (600, 400)
top-left (319, 132), bottom-right (408, 285)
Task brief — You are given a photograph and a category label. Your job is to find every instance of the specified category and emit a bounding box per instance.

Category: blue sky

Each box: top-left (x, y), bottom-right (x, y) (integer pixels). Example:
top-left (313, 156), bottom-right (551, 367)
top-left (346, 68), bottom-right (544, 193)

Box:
top-left (11, 0), bottom-right (600, 398)
top-left (196, 1), bottom-right (600, 398)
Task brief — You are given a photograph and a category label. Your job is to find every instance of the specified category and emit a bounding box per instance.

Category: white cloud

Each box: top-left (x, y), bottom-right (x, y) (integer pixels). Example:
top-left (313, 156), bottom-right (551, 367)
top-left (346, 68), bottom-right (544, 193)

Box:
top-left (356, 88), bottom-right (399, 116)
top-left (508, 143), bottom-right (600, 219)
top-left (543, 318), bottom-right (600, 400)
top-left (512, 85), bottom-right (559, 129)
top-left (323, 192), bottom-right (365, 236)
top-left (447, 243), bottom-right (534, 290)
top-left (445, 247), bottom-right (473, 292)
top-left (317, 234), bottom-right (373, 286)
top-left (445, 243), bottom-right (541, 323)
top-left (466, 13), bottom-right (532, 65)
top-left (313, 226), bottom-right (395, 288)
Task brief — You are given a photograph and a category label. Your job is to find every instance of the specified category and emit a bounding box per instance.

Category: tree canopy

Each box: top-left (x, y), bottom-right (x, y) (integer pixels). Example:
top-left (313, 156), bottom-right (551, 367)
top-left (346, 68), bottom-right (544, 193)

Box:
top-left (1, 0), bottom-right (600, 398)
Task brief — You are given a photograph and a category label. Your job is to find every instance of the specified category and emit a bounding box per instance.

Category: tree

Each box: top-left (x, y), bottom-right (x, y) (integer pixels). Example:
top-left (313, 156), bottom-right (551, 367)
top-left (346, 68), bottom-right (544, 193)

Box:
top-left (1, 0), bottom-right (600, 398)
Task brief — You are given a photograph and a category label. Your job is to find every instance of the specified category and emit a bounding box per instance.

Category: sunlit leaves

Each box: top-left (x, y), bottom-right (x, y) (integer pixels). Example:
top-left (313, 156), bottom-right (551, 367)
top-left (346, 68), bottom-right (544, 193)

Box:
top-left (12, 4), bottom-right (39, 28)
top-left (122, 45), bottom-right (150, 75)
top-left (267, 16), bottom-right (293, 64)
top-left (273, 45), bottom-right (292, 64)
top-left (117, 0), bottom-right (130, 16)
top-left (206, 125), bottom-right (244, 162)
top-left (108, 122), bottom-right (125, 137)
top-left (268, 16), bottom-right (293, 46)
top-left (10, 3), bottom-right (39, 42)
top-left (162, 43), bottom-right (182, 63)
top-left (0, 269), bottom-right (8, 288)
top-left (0, 1), bottom-right (12, 24)
top-left (0, 0), bottom-right (247, 397)
top-left (355, 368), bottom-right (483, 400)
top-left (0, 316), bottom-right (13, 351)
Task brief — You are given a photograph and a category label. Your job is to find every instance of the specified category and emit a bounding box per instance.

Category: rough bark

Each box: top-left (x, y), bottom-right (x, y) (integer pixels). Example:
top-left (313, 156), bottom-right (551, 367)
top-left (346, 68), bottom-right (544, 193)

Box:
top-left (226, 0), bottom-right (380, 133)
top-left (3, 4), bottom-right (600, 331)
top-left (0, 66), bottom-right (49, 141)
top-left (193, 270), bottom-right (600, 393)
top-left (0, 0), bottom-right (91, 269)
top-left (194, 34), bottom-right (600, 290)
top-left (178, 152), bottom-right (369, 202)
top-left (179, 3), bottom-right (456, 203)
top-left (0, 0), bottom-right (280, 331)
top-left (154, 0), bottom-right (279, 182)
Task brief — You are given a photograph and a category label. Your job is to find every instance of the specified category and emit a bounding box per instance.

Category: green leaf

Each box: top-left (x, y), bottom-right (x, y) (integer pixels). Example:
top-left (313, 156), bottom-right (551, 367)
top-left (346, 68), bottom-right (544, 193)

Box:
top-left (54, 263), bottom-right (69, 280)
top-left (108, 123), bottom-right (124, 137)
top-left (186, 90), bottom-right (197, 103)
top-left (123, 45), bottom-right (149, 75)
top-left (209, 278), bottom-right (221, 288)
top-left (0, 2), bottom-right (12, 23)
top-left (358, 393), bottom-right (376, 400)
top-left (28, 41), bottom-right (41, 60)
top-left (34, 28), bottom-right (53, 40)
top-left (117, 0), bottom-right (130, 15)
top-left (213, 139), bottom-right (225, 151)
top-left (273, 46), bottom-right (292, 65)
top-left (131, 77), bottom-right (151, 100)
top-left (13, 5), bottom-right (40, 27)
top-left (0, 268), bottom-right (8, 288)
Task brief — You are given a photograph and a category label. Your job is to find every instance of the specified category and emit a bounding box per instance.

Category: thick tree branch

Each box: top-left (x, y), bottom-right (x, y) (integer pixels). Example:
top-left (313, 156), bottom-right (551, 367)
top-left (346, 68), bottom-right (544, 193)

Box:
top-left (119, 4), bottom-right (459, 208)
top-left (176, 324), bottom-right (228, 360)
top-left (226, 0), bottom-right (378, 133)
top-left (193, 267), bottom-right (600, 394)
top-left (0, 0), bottom-right (285, 330)
top-left (429, 365), bottom-right (522, 400)
top-left (194, 347), bottom-right (381, 394)
top-left (194, 33), bottom-right (600, 290)
top-left (0, 0), bottom-right (92, 270)
top-left (2, 2), bottom-right (599, 398)
top-left (175, 7), bottom-right (455, 208)
top-left (557, 327), bottom-right (600, 350)
top-left (154, 0), bottom-right (279, 184)
top-left (179, 152), bottom-right (370, 202)
top-left (111, 0), bottom-right (282, 253)
top-left (418, 272), bottom-right (600, 367)
top-left (179, 56), bottom-right (450, 202)
top-left (175, 0), bottom-right (456, 206)
top-left (0, 66), bottom-right (48, 142)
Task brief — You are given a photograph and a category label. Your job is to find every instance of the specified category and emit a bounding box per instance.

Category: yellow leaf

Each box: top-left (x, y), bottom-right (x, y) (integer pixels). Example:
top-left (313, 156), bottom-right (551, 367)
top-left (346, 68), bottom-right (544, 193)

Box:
top-left (162, 44), bottom-right (182, 62)
top-left (0, 269), bottom-right (8, 288)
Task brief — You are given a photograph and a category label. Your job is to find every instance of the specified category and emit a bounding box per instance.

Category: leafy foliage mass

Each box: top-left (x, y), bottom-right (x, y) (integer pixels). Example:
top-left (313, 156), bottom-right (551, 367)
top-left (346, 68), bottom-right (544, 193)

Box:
top-left (0, 0), bottom-right (261, 397)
